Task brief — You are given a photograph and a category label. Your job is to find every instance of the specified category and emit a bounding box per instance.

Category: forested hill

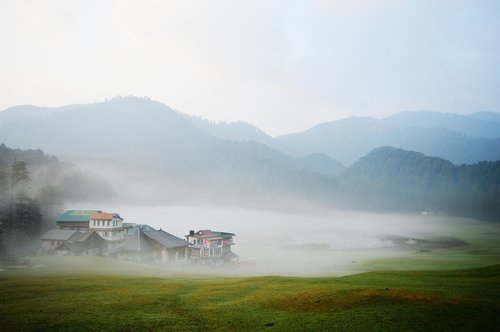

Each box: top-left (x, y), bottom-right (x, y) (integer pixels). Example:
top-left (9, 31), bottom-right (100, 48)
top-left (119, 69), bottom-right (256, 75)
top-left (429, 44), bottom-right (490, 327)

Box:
top-left (275, 112), bottom-right (500, 165)
top-left (0, 144), bottom-right (114, 254)
top-left (0, 97), bottom-right (346, 197)
top-left (0, 144), bottom-right (58, 170)
top-left (0, 97), bottom-right (499, 221)
top-left (337, 146), bottom-right (500, 221)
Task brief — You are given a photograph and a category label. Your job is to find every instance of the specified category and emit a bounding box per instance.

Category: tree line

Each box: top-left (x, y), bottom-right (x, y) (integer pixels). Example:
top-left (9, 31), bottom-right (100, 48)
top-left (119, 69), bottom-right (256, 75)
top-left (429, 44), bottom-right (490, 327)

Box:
top-left (337, 146), bottom-right (500, 221)
top-left (0, 160), bottom-right (42, 255)
top-left (0, 144), bottom-right (114, 256)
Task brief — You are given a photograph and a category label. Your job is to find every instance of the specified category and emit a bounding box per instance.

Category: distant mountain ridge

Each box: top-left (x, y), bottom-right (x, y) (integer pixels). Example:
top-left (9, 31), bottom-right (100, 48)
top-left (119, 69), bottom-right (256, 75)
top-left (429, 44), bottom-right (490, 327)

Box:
top-left (1, 97), bottom-right (499, 220)
top-left (383, 110), bottom-right (500, 138)
top-left (2, 98), bottom-right (499, 166)
top-left (0, 97), bottom-right (345, 202)
top-left (181, 109), bottom-right (500, 165)
top-left (276, 112), bottom-right (500, 165)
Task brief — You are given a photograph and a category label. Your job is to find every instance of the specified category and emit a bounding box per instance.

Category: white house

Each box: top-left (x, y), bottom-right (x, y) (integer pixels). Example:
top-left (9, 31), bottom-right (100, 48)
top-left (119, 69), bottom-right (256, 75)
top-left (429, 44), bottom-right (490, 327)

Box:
top-left (88, 212), bottom-right (125, 251)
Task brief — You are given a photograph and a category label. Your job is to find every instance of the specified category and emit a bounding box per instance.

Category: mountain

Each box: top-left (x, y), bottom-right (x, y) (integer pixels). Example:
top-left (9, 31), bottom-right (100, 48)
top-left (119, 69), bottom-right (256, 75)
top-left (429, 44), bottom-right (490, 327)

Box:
top-left (384, 110), bottom-right (500, 138)
top-left (185, 116), bottom-right (272, 144)
top-left (2, 97), bottom-right (499, 220)
top-left (0, 104), bottom-right (77, 128)
top-left (0, 143), bottom-right (113, 204)
top-left (0, 97), bottom-right (344, 204)
top-left (337, 146), bottom-right (500, 220)
top-left (276, 111), bottom-right (500, 165)
top-left (468, 111), bottom-right (500, 124)
top-left (183, 115), bottom-right (294, 154)
top-left (0, 97), bottom-right (211, 163)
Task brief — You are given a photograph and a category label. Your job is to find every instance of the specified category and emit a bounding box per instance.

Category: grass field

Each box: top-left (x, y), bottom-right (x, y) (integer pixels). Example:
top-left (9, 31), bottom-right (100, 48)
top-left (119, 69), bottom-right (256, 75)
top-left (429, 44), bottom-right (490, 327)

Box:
top-left (0, 256), bottom-right (499, 331)
top-left (1, 215), bottom-right (499, 331)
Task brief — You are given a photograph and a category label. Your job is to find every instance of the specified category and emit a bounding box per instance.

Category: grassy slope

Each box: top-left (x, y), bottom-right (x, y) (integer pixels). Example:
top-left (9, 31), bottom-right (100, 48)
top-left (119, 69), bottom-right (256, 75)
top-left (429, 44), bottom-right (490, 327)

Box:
top-left (0, 258), bottom-right (499, 331)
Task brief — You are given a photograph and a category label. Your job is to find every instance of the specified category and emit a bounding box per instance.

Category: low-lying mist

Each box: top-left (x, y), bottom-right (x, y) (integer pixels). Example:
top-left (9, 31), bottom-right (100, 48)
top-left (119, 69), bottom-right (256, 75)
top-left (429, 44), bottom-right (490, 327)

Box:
top-left (40, 159), bottom-right (498, 277)
top-left (62, 202), bottom-right (492, 277)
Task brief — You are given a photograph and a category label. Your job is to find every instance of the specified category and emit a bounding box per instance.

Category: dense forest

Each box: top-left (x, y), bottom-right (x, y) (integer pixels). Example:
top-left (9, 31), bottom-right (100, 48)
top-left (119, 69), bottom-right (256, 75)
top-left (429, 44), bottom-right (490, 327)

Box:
top-left (337, 147), bottom-right (500, 220)
top-left (0, 140), bottom-right (499, 255)
top-left (0, 144), bottom-right (112, 255)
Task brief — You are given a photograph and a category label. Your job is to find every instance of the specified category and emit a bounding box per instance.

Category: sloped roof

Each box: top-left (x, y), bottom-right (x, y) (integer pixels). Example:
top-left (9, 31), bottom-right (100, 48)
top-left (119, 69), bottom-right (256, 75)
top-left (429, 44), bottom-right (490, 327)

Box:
top-left (41, 229), bottom-right (79, 240)
top-left (187, 230), bottom-right (236, 239)
top-left (56, 210), bottom-right (101, 223)
top-left (144, 230), bottom-right (190, 249)
top-left (78, 231), bottom-right (105, 242)
top-left (188, 230), bottom-right (218, 238)
top-left (56, 232), bottom-right (104, 252)
top-left (122, 228), bottom-right (155, 252)
top-left (124, 224), bottom-right (156, 237)
top-left (69, 232), bottom-right (86, 242)
top-left (213, 231), bottom-right (236, 237)
top-left (90, 212), bottom-right (122, 220)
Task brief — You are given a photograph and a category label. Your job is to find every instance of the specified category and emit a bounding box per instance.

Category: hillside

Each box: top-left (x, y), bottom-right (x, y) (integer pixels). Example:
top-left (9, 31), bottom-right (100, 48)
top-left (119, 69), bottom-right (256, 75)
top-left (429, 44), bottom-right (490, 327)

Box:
top-left (276, 111), bottom-right (500, 165)
top-left (0, 144), bottom-right (115, 254)
top-left (1, 98), bottom-right (499, 220)
top-left (0, 97), bottom-right (345, 204)
top-left (337, 146), bottom-right (500, 220)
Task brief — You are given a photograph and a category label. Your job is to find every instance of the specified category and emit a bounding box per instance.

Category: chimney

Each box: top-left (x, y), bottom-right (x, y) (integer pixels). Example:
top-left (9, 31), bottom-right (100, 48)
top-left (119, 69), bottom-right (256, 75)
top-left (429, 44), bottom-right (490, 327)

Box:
top-left (189, 230), bottom-right (195, 236)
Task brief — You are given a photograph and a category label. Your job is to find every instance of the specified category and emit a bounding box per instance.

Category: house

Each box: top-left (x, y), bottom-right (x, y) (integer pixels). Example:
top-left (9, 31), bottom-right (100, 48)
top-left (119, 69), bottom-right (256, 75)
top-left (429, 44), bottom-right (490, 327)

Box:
top-left (40, 229), bottom-right (106, 255)
top-left (52, 210), bottom-right (125, 254)
top-left (40, 229), bottom-right (82, 254)
top-left (88, 212), bottom-right (125, 251)
top-left (54, 231), bottom-right (106, 256)
top-left (185, 230), bottom-right (238, 263)
top-left (56, 210), bottom-right (101, 231)
top-left (121, 224), bottom-right (190, 264)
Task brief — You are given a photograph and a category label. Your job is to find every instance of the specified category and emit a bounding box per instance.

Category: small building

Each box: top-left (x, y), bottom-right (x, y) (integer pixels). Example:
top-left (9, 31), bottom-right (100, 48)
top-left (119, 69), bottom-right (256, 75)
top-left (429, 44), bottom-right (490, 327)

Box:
top-left (55, 231), bottom-right (106, 256)
top-left (121, 224), bottom-right (190, 264)
top-left (89, 212), bottom-right (125, 251)
top-left (56, 210), bottom-right (101, 231)
top-left (185, 230), bottom-right (237, 263)
top-left (40, 229), bottom-right (82, 254)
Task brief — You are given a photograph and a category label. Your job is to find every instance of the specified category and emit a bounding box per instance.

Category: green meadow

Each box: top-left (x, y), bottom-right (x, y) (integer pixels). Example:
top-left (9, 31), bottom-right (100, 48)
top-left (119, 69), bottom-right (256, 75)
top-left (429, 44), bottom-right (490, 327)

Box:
top-left (0, 257), bottom-right (499, 331)
top-left (1, 216), bottom-right (499, 331)
top-left (0, 263), bottom-right (498, 331)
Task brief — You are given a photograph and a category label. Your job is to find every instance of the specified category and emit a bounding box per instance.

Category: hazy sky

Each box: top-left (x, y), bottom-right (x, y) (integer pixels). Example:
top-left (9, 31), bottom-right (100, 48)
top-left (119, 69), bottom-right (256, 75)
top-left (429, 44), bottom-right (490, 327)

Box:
top-left (1, 0), bottom-right (499, 136)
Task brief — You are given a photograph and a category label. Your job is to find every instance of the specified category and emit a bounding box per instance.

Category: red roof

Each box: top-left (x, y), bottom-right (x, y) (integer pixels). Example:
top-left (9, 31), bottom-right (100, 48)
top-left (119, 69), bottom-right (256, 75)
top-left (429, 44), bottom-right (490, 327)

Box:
top-left (89, 212), bottom-right (115, 220)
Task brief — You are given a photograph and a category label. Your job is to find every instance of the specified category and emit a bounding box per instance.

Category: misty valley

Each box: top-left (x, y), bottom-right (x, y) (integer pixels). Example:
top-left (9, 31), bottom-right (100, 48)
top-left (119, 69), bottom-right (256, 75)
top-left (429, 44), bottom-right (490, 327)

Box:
top-left (3, 1), bottom-right (500, 329)
top-left (0, 97), bottom-right (499, 331)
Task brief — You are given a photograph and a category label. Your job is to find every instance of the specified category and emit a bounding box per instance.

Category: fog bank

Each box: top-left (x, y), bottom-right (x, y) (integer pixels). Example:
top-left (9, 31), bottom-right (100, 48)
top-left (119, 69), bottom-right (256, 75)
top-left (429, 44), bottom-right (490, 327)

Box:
top-left (65, 203), bottom-right (488, 276)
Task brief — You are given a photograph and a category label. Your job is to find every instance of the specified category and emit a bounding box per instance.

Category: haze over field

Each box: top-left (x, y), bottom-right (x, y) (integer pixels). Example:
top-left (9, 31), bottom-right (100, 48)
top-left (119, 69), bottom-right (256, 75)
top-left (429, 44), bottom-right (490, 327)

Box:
top-left (1, 2), bottom-right (500, 330)
top-left (0, 0), bottom-right (498, 277)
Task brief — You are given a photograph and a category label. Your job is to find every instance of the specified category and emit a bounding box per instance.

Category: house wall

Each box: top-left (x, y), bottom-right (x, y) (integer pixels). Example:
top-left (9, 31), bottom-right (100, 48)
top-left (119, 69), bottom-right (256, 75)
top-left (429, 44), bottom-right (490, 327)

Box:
top-left (57, 223), bottom-right (88, 231)
top-left (41, 239), bottom-right (63, 253)
top-left (89, 218), bottom-right (124, 242)
top-left (155, 247), bottom-right (188, 263)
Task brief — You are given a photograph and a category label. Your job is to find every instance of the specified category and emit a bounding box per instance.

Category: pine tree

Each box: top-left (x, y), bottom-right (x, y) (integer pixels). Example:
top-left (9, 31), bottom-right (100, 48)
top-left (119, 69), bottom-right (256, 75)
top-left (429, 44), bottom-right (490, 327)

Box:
top-left (4, 161), bottom-right (42, 244)
top-left (10, 160), bottom-right (31, 194)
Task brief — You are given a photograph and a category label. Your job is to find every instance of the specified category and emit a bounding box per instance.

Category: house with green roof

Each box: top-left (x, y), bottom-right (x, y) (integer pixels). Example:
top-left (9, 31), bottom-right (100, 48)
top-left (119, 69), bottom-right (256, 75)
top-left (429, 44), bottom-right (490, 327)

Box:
top-left (56, 210), bottom-right (101, 231)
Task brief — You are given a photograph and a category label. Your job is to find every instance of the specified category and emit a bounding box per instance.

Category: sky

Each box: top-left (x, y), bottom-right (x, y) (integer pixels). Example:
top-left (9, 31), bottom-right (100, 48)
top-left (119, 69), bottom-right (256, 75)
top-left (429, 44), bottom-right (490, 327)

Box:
top-left (1, 0), bottom-right (499, 136)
